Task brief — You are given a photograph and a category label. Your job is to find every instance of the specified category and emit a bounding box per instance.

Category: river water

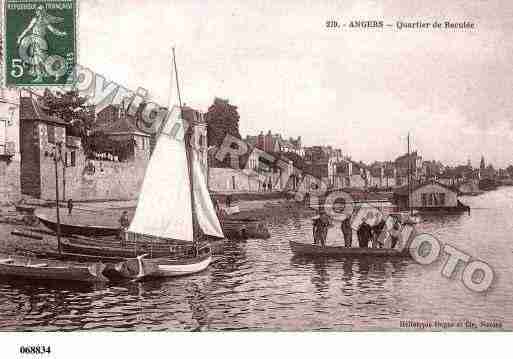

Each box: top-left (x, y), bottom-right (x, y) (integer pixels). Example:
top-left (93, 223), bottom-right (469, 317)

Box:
top-left (0, 187), bottom-right (512, 331)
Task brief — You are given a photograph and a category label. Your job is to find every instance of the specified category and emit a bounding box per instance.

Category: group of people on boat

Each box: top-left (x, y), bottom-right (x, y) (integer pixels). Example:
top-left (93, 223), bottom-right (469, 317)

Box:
top-left (312, 209), bottom-right (403, 249)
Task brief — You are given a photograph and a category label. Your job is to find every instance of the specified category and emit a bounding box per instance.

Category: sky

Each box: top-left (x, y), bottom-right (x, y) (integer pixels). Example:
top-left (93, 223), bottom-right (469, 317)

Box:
top-left (78, 0), bottom-right (513, 167)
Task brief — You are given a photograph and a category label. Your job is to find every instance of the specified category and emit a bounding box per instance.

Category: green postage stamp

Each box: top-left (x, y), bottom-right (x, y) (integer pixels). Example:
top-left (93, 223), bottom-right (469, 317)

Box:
top-left (3, 0), bottom-right (77, 86)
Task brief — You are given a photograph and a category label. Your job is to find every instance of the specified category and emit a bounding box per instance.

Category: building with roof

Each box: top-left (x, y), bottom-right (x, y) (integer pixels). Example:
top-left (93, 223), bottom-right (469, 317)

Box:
top-left (208, 144), bottom-right (293, 193)
top-left (19, 96), bottom-right (150, 201)
top-left (246, 131), bottom-right (304, 157)
top-left (95, 105), bottom-right (152, 163)
top-left (0, 88), bottom-right (20, 204)
top-left (395, 151), bottom-right (423, 179)
top-left (392, 180), bottom-right (469, 212)
top-left (20, 96), bottom-right (85, 199)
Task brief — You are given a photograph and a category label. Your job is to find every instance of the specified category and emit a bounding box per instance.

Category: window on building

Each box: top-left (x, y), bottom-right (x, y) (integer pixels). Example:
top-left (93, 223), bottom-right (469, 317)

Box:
top-left (438, 193), bottom-right (445, 206)
top-left (47, 125), bottom-right (55, 144)
top-left (421, 193), bottom-right (427, 207)
top-left (70, 151), bottom-right (76, 167)
top-left (232, 176), bottom-right (236, 190)
top-left (199, 135), bottom-right (204, 147)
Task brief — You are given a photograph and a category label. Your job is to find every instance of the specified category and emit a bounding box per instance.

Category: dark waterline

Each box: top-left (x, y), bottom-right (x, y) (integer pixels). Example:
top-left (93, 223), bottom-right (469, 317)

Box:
top-left (0, 187), bottom-right (512, 331)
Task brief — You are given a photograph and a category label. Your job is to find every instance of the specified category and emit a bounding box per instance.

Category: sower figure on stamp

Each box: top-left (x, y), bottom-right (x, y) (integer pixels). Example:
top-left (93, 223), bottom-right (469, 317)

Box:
top-left (16, 5), bottom-right (67, 82)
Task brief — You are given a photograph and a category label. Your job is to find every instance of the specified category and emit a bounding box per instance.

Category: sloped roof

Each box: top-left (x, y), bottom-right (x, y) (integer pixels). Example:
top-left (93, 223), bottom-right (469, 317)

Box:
top-left (100, 115), bottom-right (150, 137)
top-left (20, 97), bottom-right (67, 125)
top-left (182, 105), bottom-right (206, 125)
top-left (394, 180), bottom-right (459, 196)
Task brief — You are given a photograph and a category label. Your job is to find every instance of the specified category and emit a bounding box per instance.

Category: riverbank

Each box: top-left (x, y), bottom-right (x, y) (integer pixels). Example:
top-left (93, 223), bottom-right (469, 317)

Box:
top-left (230, 198), bottom-right (316, 222)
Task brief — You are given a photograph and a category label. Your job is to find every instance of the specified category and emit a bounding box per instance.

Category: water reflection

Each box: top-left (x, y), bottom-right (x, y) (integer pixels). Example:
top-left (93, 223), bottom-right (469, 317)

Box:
top-left (186, 282), bottom-right (210, 331)
top-left (0, 189), bottom-right (512, 330)
top-left (311, 259), bottom-right (330, 293)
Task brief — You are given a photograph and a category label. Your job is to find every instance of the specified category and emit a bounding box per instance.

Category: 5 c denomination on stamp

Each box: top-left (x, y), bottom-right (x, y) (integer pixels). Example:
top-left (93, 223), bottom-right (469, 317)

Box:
top-left (3, 0), bottom-right (76, 86)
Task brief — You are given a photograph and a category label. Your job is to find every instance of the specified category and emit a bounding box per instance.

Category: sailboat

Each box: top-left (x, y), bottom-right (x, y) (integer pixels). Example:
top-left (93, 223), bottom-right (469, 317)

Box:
top-left (50, 49), bottom-right (224, 278)
top-left (118, 49), bottom-right (225, 279)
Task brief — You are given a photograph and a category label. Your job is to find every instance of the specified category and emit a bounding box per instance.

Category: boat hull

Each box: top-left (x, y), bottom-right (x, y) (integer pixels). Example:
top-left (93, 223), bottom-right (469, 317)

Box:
top-left (0, 255), bottom-right (108, 283)
top-left (60, 236), bottom-right (197, 259)
top-left (220, 218), bottom-right (270, 239)
top-left (289, 240), bottom-right (411, 258)
top-left (121, 252), bottom-right (212, 279)
top-left (37, 211), bottom-right (269, 240)
top-left (37, 215), bottom-right (119, 237)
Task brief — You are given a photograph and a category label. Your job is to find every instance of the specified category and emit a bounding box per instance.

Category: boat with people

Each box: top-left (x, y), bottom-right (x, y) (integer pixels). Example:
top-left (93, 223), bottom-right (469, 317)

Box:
top-left (0, 254), bottom-right (108, 283)
top-left (293, 201), bottom-right (417, 259)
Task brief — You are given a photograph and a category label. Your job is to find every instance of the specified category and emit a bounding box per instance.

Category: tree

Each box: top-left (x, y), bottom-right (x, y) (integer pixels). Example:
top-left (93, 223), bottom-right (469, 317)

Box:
top-left (40, 89), bottom-right (95, 140)
top-left (205, 97), bottom-right (241, 147)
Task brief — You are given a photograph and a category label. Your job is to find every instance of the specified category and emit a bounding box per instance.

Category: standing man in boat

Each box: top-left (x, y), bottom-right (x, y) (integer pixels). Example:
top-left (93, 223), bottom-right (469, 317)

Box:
top-left (312, 215), bottom-right (320, 244)
top-left (318, 209), bottom-right (330, 246)
top-left (388, 217), bottom-right (401, 249)
top-left (357, 218), bottom-right (372, 248)
top-left (119, 210), bottom-right (130, 245)
top-left (312, 209), bottom-right (330, 246)
top-left (371, 218), bottom-right (386, 248)
top-left (341, 215), bottom-right (353, 247)
top-left (67, 199), bottom-right (73, 216)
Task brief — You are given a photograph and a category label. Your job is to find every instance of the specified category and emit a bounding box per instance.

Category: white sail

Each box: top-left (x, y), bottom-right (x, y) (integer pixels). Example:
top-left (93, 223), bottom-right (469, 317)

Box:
top-left (192, 151), bottom-right (224, 238)
top-left (128, 119), bottom-right (194, 242)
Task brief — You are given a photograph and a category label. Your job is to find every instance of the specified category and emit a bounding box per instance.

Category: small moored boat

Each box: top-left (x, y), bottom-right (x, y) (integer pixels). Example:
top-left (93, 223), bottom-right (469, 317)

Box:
top-left (35, 208), bottom-right (119, 237)
top-left (122, 248), bottom-right (212, 279)
top-left (220, 218), bottom-right (270, 239)
top-left (0, 254), bottom-right (108, 283)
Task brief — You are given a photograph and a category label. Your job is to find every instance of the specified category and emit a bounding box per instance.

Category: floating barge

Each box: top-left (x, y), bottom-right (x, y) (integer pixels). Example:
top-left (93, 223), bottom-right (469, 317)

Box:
top-left (393, 180), bottom-right (470, 214)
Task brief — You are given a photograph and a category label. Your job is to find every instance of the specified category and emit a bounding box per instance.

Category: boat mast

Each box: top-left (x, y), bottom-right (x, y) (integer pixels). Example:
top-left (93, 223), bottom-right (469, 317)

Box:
top-left (54, 142), bottom-right (62, 254)
top-left (172, 48), bottom-right (198, 246)
top-left (407, 132), bottom-right (411, 214)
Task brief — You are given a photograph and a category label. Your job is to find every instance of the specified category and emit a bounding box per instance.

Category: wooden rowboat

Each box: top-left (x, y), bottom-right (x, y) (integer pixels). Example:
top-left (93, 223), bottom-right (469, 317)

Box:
top-left (289, 240), bottom-right (411, 258)
top-left (0, 254), bottom-right (109, 283)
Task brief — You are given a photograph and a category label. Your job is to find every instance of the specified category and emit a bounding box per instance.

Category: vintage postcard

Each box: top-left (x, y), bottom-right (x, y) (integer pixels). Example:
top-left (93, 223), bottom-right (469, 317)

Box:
top-left (0, 0), bottom-right (511, 353)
